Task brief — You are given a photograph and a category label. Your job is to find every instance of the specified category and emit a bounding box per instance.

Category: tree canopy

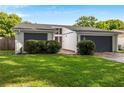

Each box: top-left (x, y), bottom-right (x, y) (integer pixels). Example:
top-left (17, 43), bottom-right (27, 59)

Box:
top-left (74, 16), bottom-right (124, 30)
top-left (96, 19), bottom-right (124, 30)
top-left (74, 16), bottom-right (98, 27)
top-left (0, 12), bottom-right (22, 37)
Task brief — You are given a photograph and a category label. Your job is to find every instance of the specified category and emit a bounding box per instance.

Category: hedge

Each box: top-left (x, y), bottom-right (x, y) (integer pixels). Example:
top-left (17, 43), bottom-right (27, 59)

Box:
top-left (25, 40), bottom-right (61, 54)
top-left (77, 40), bottom-right (96, 55)
top-left (46, 40), bottom-right (61, 53)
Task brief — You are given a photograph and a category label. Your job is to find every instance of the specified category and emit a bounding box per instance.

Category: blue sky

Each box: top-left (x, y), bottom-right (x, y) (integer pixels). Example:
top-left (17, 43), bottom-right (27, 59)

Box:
top-left (0, 5), bottom-right (124, 25)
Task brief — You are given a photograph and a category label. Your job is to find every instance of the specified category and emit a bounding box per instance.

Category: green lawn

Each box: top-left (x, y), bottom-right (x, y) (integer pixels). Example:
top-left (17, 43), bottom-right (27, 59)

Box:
top-left (0, 51), bottom-right (124, 87)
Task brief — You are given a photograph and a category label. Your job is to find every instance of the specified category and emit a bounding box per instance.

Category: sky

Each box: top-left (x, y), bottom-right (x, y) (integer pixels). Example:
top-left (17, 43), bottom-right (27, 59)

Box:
top-left (0, 5), bottom-right (124, 25)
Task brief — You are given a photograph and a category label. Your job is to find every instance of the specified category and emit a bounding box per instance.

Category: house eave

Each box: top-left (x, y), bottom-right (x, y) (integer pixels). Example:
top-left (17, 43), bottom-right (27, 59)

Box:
top-left (14, 28), bottom-right (57, 33)
top-left (76, 30), bottom-right (120, 35)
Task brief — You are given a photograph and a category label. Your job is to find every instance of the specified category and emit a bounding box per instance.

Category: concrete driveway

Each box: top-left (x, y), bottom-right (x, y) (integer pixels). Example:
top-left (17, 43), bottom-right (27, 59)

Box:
top-left (96, 52), bottom-right (124, 63)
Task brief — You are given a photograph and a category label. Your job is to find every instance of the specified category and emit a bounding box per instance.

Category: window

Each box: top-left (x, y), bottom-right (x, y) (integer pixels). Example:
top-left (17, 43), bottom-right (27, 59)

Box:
top-left (55, 28), bottom-right (62, 34)
top-left (55, 37), bottom-right (58, 41)
top-left (60, 28), bottom-right (62, 34)
top-left (56, 32), bottom-right (59, 34)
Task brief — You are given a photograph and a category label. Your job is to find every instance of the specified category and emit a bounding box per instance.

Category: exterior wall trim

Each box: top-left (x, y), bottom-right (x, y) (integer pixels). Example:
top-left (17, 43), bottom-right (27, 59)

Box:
top-left (77, 31), bottom-right (118, 36)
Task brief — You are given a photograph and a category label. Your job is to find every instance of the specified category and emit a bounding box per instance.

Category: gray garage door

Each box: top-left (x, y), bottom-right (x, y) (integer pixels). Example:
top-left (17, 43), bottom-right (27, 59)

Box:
top-left (24, 33), bottom-right (48, 41)
top-left (81, 35), bottom-right (112, 52)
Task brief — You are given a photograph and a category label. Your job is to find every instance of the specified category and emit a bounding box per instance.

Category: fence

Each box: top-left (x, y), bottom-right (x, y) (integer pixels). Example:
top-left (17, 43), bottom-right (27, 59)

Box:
top-left (0, 37), bottom-right (15, 50)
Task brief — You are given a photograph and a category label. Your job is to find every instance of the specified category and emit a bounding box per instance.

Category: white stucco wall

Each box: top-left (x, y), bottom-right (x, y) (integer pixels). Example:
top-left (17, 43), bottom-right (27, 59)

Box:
top-left (15, 31), bottom-right (24, 54)
top-left (112, 35), bottom-right (118, 51)
top-left (48, 32), bottom-right (54, 40)
top-left (118, 34), bottom-right (124, 50)
top-left (62, 28), bottom-right (77, 52)
top-left (15, 31), bottom-right (54, 54)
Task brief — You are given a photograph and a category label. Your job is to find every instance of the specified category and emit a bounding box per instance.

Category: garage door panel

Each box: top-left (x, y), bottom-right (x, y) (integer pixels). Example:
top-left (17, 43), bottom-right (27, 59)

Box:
top-left (24, 33), bottom-right (48, 41)
top-left (80, 36), bottom-right (112, 52)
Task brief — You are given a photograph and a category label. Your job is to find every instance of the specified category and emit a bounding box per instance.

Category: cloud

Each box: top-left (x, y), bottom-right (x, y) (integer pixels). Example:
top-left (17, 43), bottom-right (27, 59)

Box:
top-left (36, 9), bottom-right (82, 16)
top-left (16, 13), bottom-right (29, 17)
top-left (46, 6), bottom-right (57, 10)
top-left (52, 10), bottom-right (81, 14)
top-left (0, 5), bottom-right (27, 9)
top-left (0, 5), bottom-right (29, 18)
top-left (96, 10), bottom-right (111, 15)
top-left (0, 5), bottom-right (28, 12)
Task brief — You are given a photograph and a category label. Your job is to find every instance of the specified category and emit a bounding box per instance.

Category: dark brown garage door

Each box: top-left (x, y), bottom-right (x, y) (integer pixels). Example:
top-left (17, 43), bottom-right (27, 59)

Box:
top-left (24, 33), bottom-right (48, 41)
top-left (80, 35), bottom-right (112, 52)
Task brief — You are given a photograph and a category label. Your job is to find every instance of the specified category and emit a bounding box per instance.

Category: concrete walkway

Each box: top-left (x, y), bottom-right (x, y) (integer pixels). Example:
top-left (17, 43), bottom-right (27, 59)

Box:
top-left (96, 52), bottom-right (124, 63)
top-left (58, 50), bottom-right (124, 63)
top-left (58, 49), bottom-right (76, 55)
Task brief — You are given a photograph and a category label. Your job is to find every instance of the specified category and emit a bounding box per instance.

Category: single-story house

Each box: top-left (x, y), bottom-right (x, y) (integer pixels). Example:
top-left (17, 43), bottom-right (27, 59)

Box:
top-left (112, 30), bottom-right (124, 50)
top-left (14, 23), bottom-right (119, 54)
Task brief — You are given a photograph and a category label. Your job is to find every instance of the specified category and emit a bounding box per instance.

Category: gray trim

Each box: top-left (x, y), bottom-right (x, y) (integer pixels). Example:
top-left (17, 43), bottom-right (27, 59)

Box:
top-left (76, 30), bottom-right (119, 34)
top-left (14, 29), bottom-right (56, 33)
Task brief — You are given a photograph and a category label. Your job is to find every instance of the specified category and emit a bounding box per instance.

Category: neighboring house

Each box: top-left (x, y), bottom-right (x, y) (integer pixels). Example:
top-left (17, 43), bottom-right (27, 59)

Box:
top-left (112, 30), bottom-right (124, 50)
top-left (14, 23), bottom-right (119, 54)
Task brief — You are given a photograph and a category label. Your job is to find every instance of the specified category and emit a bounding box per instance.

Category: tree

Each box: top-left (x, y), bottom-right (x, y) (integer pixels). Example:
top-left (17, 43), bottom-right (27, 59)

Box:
top-left (105, 19), bottom-right (124, 30)
top-left (96, 19), bottom-right (124, 30)
top-left (0, 28), bottom-right (6, 36)
top-left (74, 16), bottom-right (124, 30)
top-left (96, 21), bottom-right (109, 30)
top-left (109, 24), bottom-right (117, 30)
top-left (0, 12), bottom-right (22, 37)
top-left (74, 16), bottom-right (98, 27)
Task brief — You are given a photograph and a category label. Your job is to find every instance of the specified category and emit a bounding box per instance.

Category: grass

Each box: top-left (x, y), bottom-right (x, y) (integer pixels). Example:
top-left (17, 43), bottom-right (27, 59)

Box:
top-left (0, 51), bottom-right (124, 87)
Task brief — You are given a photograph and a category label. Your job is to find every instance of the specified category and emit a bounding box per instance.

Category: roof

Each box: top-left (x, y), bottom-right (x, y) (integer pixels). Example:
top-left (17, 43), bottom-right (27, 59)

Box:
top-left (14, 23), bottom-right (119, 33)
top-left (112, 29), bottom-right (124, 33)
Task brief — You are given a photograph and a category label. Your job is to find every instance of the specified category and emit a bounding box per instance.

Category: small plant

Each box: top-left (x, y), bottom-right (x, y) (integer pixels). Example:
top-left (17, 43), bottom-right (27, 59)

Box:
top-left (46, 40), bottom-right (61, 54)
top-left (77, 40), bottom-right (96, 55)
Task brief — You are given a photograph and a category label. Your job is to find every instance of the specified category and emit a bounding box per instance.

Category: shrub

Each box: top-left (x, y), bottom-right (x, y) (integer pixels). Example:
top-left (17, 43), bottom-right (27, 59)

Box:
top-left (25, 40), bottom-right (38, 54)
top-left (77, 40), bottom-right (96, 55)
top-left (46, 40), bottom-right (61, 53)
top-left (36, 40), bottom-right (47, 53)
top-left (25, 40), bottom-right (61, 54)
top-left (25, 40), bottom-right (46, 54)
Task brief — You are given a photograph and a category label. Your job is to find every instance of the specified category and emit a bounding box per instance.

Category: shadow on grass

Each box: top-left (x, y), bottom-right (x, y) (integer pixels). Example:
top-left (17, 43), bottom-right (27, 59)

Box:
top-left (0, 53), bottom-right (124, 86)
